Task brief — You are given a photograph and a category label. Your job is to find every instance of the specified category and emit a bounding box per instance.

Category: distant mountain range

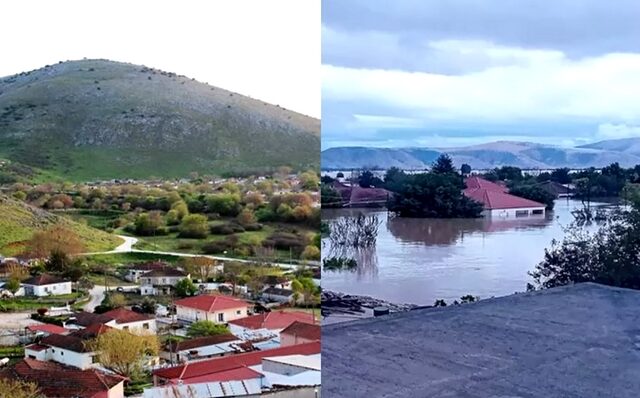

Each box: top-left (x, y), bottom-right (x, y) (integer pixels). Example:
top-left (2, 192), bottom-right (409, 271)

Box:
top-left (0, 59), bottom-right (320, 180)
top-left (322, 139), bottom-right (640, 170)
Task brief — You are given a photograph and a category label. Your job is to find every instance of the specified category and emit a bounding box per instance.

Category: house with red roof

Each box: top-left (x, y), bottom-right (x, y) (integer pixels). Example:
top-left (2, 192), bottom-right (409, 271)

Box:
top-left (101, 308), bottom-right (157, 334)
top-left (160, 333), bottom-right (244, 363)
top-left (463, 176), bottom-right (546, 218)
top-left (280, 321), bottom-right (321, 346)
top-left (21, 274), bottom-right (72, 296)
top-left (228, 310), bottom-right (316, 335)
top-left (0, 358), bottom-right (125, 398)
top-left (174, 294), bottom-right (249, 323)
top-left (152, 341), bottom-right (321, 386)
top-left (24, 333), bottom-right (99, 370)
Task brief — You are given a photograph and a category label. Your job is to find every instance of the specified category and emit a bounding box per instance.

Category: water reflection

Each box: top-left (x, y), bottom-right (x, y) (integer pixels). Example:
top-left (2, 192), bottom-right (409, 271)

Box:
top-left (322, 200), bottom-right (613, 305)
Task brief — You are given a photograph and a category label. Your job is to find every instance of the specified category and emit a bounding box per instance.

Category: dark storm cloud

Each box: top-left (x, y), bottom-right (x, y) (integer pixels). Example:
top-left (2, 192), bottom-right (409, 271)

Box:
top-left (322, 0), bottom-right (640, 72)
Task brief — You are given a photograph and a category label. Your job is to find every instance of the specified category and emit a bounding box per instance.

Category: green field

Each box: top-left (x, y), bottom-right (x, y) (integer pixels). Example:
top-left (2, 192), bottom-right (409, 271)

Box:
top-left (0, 292), bottom-right (84, 312)
top-left (80, 252), bottom-right (183, 266)
top-left (0, 195), bottom-right (122, 256)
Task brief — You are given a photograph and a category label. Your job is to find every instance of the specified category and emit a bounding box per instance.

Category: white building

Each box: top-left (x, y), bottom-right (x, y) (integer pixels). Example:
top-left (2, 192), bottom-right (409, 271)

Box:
top-left (464, 177), bottom-right (546, 218)
top-left (21, 274), bottom-right (72, 297)
top-left (174, 295), bottom-right (249, 323)
top-left (24, 334), bottom-right (98, 370)
top-left (138, 268), bottom-right (190, 296)
top-left (101, 308), bottom-right (157, 334)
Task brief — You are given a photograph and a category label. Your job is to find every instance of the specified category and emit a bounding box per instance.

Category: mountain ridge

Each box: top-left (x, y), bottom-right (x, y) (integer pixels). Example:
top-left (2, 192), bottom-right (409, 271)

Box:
top-left (322, 139), bottom-right (640, 170)
top-left (0, 59), bottom-right (319, 180)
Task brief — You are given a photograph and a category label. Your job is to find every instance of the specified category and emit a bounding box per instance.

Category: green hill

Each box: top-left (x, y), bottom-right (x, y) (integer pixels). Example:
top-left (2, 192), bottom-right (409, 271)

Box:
top-left (0, 195), bottom-right (122, 256)
top-left (0, 59), bottom-right (320, 181)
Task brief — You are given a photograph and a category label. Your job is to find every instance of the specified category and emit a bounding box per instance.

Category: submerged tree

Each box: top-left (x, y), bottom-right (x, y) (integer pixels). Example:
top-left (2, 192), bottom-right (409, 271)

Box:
top-left (328, 213), bottom-right (381, 248)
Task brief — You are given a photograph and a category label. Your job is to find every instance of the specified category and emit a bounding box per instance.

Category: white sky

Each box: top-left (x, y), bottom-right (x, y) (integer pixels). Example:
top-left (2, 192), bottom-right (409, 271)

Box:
top-left (0, 0), bottom-right (320, 118)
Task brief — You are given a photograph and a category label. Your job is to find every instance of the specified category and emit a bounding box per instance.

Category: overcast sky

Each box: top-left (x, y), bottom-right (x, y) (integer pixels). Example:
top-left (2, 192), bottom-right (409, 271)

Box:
top-left (322, 0), bottom-right (640, 149)
top-left (0, 0), bottom-right (320, 118)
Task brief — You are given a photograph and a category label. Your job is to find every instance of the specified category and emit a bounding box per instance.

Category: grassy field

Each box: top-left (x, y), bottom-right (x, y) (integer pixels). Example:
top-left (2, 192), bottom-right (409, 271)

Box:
top-left (80, 252), bottom-right (183, 267)
top-left (0, 195), bottom-right (122, 256)
top-left (56, 209), bottom-right (125, 230)
top-left (0, 292), bottom-right (84, 312)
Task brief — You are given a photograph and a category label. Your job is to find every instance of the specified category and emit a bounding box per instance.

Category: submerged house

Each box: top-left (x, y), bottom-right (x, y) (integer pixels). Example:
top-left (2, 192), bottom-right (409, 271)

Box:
top-left (463, 177), bottom-right (546, 218)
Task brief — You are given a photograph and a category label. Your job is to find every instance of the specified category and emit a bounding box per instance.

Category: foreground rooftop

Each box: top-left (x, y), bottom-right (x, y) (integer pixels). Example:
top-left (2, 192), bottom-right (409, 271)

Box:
top-left (323, 283), bottom-right (640, 398)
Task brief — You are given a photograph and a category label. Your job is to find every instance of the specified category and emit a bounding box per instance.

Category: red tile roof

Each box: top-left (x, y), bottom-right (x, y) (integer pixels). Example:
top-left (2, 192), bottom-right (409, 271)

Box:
top-left (22, 274), bottom-right (68, 286)
top-left (464, 188), bottom-right (546, 210)
top-left (27, 324), bottom-right (68, 335)
top-left (464, 176), bottom-right (508, 192)
top-left (280, 321), bottom-right (321, 341)
top-left (184, 366), bottom-right (264, 384)
top-left (154, 341), bottom-right (321, 382)
top-left (174, 294), bottom-right (249, 312)
top-left (0, 359), bottom-right (125, 398)
top-left (101, 308), bottom-right (153, 324)
top-left (228, 311), bottom-right (315, 330)
top-left (40, 333), bottom-right (91, 353)
top-left (69, 323), bottom-right (113, 339)
top-left (69, 311), bottom-right (113, 327)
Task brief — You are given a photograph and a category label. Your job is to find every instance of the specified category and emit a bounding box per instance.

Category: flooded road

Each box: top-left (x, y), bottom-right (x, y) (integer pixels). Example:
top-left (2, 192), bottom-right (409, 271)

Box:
top-left (322, 199), bottom-right (613, 305)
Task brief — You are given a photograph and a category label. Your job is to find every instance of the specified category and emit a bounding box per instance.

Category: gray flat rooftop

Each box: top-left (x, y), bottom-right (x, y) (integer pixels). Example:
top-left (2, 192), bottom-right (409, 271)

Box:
top-left (323, 283), bottom-right (640, 398)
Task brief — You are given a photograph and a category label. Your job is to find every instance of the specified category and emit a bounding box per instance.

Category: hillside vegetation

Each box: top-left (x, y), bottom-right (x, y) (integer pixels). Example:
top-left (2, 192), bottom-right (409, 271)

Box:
top-left (0, 59), bottom-right (320, 180)
top-left (0, 195), bottom-right (121, 256)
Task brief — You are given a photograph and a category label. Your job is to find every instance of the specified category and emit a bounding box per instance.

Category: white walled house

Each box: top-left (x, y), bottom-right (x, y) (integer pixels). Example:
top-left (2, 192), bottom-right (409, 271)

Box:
top-left (139, 268), bottom-right (189, 296)
top-left (262, 287), bottom-right (296, 304)
top-left (21, 274), bottom-right (72, 297)
top-left (125, 261), bottom-right (170, 283)
top-left (101, 308), bottom-right (157, 334)
top-left (24, 334), bottom-right (97, 370)
top-left (174, 295), bottom-right (249, 323)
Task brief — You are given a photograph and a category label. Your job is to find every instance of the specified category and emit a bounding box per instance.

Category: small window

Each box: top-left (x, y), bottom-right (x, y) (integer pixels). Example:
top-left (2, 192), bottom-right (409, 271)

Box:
top-left (143, 323), bottom-right (149, 329)
top-left (123, 326), bottom-right (129, 330)
top-left (61, 351), bottom-right (64, 356)
top-left (92, 355), bottom-right (99, 363)
top-left (218, 313), bottom-right (224, 322)
top-left (28, 355), bottom-right (36, 359)
top-left (51, 349), bottom-right (55, 353)
top-left (236, 310), bottom-right (241, 315)
top-left (515, 210), bottom-right (529, 217)
top-left (532, 209), bottom-right (543, 215)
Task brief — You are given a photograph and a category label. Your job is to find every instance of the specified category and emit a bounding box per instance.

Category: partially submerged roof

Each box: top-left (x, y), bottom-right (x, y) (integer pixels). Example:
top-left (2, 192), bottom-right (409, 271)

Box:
top-left (323, 283), bottom-right (640, 398)
top-left (229, 311), bottom-right (315, 331)
top-left (464, 188), bottom-right (546, 210)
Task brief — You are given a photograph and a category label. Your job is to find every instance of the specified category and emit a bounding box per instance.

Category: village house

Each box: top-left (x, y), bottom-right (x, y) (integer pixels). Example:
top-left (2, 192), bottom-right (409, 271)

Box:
top-left (151, 341), bottom-right (321, 388)
top-left (161, 333), bottom-right (244, 363)
top-left (262, 287), bottom-right (296, 304)
top-left (463, 176), bottom-right (546, 218)
top-left (139, 268), bottom-right (190, 296)
top-left (228, 310), bottom-right (316, 337)
top-left (68, 309), bottom-right (157, 334)
top-left (280, 321), bottom-right (321, 347)
top-left (124, 261), bottom-right (171, 283)
top-left (24, 333), bottom-right (98, 370)
top-left (0, 358), bottom-right (125, 398)
top-left (174, 295), bottom-right (249, 323)
top-left (21, 274), bottom-right (72, 297)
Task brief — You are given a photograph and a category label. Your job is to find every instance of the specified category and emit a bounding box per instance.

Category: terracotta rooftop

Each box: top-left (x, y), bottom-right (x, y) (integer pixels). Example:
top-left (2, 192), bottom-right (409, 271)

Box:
top-left (464, 176), bottom-right (508, 192)
top-left (101, 308), bottom-right (153, 324)
top-left (22, 274), bottom-right (68, 286)
top-left (69, 311), bottom-right (112, 327)
top-left (280, 321), bottom-right (321, 341)
top-left (228, 310), bottom-right (315, 331)
top-left (154, 341), bottom-right (321, 382)
top-left (174, 294), bottom-right (249, 312)
top-left (464, 188), bottom-right (546, 210)
top-left (39, 333), bottom-right (91, 353)
top-left (27, 324), bottom-right (68, 335)
top-left (0, 359), bottom-right (125, 398)
top-left (69, 323), bottom-right (113, 339)
top-left (141, 268), bottom-right (187, 277)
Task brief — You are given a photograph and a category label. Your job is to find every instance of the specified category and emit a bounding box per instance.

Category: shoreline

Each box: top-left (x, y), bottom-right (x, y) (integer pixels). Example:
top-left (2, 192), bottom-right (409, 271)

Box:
top-left (321, 290), bottom-right (421, 325)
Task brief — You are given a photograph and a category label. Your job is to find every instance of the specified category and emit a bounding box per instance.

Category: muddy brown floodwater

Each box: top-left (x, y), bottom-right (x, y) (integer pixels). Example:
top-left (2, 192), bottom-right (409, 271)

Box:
top-left (322, 199), bottom-right (614, 305)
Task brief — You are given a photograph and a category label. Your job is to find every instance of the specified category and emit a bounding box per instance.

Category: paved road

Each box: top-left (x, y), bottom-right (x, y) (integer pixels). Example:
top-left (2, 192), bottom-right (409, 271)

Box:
top-left (83, 284), bottom-right (138, 312)
top-left (82, 235), bottom-right (317, 271)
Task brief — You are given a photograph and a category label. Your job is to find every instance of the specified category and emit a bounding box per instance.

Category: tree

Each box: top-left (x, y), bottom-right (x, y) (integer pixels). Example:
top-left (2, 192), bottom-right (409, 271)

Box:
top-left (175, 278), bottom-right (198, 297)
top-left (236, 209), bottom-right (257, 226)
top-left (301, 245), bottom-right (321, 261)
top-left (387, 172), bottom-right (483, 218)
top-left (0, 378), bottom-right (42, 398)
top-left (44, 250), bottom-right (73, 273)
top-left (206, 193), bottom-right (241, 216)
top-left (106, 293), bottom-right (127, 309)
top-left (179, 214), bottom-right (209, 239)
top-left (292, 277), bottom-right (319, 306)
top-left (550, 168), bottom-right (571, 184)
top-left (299, 170), bottom-right (320, 190)
top-left (181, 257), bottom-right (220, 282)
top-left (508, 185), bottom-right (556, 210)
top-left (141, 297), bottom-right (157, 314)
top-left (89, 329), bottom-right (159, 379)
top-left (187, 320), bottom-right (230, 338)
top-left (431, 154), bottom-right (455, 174)
top-left (460, 164), bottom-right (472, 175)
top-left (134, 211), bottom-right (165, 236)
top-left (321, 184), bottom-right (343, 208)
top-left (494, 166), bottom-right (522, 181)
top-left (26, 225), bottom-right (85, 258)
top-left (530, 205), bottom-right (640, 290)
top-left (171, 200), bottom-right (189, 220)
top-left (357, 170), bottom-right (383, 188)
top-left (5, 277), bottom-right (21, 295)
